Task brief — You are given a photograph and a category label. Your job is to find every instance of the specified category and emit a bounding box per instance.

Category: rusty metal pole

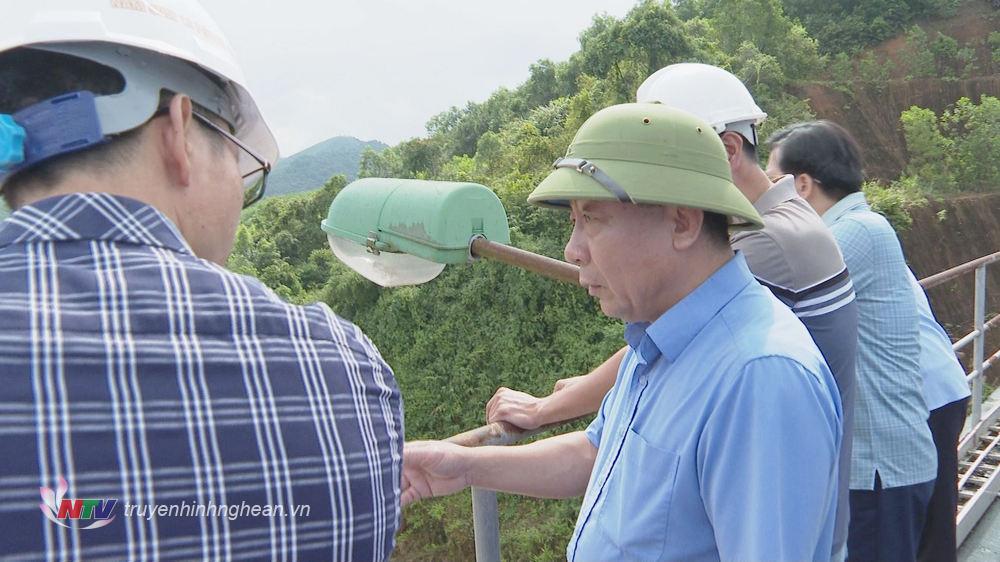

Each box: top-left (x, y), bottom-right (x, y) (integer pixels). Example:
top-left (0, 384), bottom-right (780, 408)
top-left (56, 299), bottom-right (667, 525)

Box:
top-left (470, 236), bottom-right (580, 286)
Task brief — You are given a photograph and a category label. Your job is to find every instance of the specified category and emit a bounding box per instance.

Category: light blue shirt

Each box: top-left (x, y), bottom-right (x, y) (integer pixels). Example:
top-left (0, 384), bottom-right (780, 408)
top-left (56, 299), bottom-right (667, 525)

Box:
top-left (909, 272), bottom-right (971, 411)
top-left (823, 192), bottom-right (937, 489)
top-left (567, 253), bottom-right (842, 562)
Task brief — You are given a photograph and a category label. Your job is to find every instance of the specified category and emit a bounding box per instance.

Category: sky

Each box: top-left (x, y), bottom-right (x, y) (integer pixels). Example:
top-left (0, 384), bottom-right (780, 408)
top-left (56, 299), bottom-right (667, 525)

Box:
top-left (203, 0), bottom-right (639, 156)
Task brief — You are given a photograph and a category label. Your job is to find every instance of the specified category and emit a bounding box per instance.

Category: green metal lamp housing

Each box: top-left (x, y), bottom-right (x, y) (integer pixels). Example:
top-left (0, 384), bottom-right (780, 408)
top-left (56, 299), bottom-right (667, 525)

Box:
top-left (321, 178), bottom-right (511, 286)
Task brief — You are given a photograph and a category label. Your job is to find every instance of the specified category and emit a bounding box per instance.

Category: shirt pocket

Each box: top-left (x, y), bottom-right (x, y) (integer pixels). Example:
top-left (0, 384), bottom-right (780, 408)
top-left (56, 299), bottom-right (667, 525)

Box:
top-left (595, 427), bottom-right (681, 561)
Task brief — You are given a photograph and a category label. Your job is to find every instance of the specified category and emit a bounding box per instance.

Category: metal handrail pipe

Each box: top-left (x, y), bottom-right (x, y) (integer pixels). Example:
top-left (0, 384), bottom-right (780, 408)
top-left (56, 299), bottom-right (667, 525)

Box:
top-left (954, 330), bottom-right (980, 352)
top-left (957, 313), bottom-right (1000, 352)
top-left (964, 347), bottom-right (1000, 383)
top-left (445, 417), bottom-right (589, 448)
top-left (920, 251), bottom-right (1000, 290)
top-left (983, 348), bottom-right (1000, 375)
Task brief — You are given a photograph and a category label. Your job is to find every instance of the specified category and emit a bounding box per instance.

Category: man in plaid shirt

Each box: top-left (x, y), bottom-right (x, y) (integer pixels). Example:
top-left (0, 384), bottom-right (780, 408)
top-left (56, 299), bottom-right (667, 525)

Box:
top-left (0, 2), bottom-right (403, 561)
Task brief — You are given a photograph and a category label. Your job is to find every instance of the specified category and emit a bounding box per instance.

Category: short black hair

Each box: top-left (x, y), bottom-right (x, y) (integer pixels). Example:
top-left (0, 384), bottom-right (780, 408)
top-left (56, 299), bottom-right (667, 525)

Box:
top-left (703, 211), bottom-right (731, 248)
top-left (766, 120), bottom-right (865, 201)
top-left (0, 48), bottom-right (144, 208)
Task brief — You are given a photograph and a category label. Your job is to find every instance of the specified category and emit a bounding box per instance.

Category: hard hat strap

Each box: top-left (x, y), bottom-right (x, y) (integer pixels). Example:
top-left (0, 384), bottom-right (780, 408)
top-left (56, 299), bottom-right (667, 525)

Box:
top-left (722, 120), bottom-right (758, 147)
top-left (553, 158), bottom-right (636, 204)
top-left (0, 91), bottom-right (108, 181)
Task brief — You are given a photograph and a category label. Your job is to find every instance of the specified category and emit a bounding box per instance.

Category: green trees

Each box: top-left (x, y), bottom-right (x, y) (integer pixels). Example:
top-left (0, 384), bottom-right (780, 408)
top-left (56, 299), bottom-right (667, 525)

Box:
top-left (898, 26), bottom-right (981, 80)
top-left (782, 0), bottom-right (959, 54)
top-left (571, 0), bottom-right (695, 100)
top-left (900, 96), bottom-right (1000, 194)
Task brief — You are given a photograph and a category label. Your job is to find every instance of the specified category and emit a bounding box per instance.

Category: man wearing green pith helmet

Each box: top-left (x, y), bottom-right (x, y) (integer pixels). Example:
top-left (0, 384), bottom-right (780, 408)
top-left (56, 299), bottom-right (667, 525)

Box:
top-left (401, 103), bottom-right (843, 561)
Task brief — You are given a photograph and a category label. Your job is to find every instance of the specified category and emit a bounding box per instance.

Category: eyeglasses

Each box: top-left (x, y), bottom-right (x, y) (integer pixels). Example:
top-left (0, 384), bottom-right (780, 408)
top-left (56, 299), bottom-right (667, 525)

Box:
top-left (191, 111), bottom-right (272, 209)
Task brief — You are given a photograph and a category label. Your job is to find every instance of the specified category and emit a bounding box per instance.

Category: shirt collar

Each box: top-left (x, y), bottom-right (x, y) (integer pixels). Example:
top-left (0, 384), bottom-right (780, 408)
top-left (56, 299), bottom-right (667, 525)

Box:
top-left (752, 174), bottom-right (798, 215)
top-left (822, 191), bottom-right (869, 227)
top-left (0, 193), bottom-right (193, 255)
top-left (624, 252), bottom-right (755, 365)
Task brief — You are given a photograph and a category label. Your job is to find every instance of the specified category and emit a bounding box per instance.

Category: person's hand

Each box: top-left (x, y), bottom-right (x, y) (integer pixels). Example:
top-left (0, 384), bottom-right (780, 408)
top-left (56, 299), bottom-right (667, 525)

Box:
top-left (485, 387), bottom-right (548, 430)
top-left (401, 440), bottom-right (472, 507)
top-left (552, 375), bottom-right (584, 393)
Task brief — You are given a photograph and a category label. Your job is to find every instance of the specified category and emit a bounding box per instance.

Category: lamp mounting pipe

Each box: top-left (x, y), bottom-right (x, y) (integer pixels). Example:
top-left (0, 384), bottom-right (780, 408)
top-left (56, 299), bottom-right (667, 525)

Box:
top-left (470, 237), bottom-right (580, 286)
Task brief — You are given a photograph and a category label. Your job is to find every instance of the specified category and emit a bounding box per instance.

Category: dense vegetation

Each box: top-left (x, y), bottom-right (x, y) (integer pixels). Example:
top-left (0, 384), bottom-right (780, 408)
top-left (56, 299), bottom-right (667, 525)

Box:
top-left (226, 1), bottom-right (999, 559)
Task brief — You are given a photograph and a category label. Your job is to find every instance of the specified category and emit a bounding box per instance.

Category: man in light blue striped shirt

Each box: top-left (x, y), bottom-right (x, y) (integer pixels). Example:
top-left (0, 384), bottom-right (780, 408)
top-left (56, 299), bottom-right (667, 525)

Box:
top-left (768, 120), bottom-right (937, 562)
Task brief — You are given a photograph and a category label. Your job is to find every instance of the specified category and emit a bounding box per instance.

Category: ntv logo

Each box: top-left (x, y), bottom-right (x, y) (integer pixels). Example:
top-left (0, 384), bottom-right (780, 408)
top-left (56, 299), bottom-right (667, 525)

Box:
top-left (39, 477), bottom-right (117, 530)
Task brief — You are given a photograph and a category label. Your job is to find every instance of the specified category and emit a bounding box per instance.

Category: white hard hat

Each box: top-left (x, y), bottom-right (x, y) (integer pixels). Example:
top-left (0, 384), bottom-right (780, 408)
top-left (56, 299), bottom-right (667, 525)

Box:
top-left (636, 63), bottom-right (767, 144)
top-left (0, 0), bottom-right (277, 166)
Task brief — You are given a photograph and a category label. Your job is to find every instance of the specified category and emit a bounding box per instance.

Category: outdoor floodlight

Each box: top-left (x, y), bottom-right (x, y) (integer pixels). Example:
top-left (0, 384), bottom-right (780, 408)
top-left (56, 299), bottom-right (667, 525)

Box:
top-left (321, 178), bottom-right (580, 287)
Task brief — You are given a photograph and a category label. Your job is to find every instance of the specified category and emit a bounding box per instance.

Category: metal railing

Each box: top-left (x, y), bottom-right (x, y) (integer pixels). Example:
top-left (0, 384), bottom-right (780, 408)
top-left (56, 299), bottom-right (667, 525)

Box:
top-left (922, 251), bottom-right (1000, 545)
top-left (443, 419), bottom-right (585, 562)
top-left (446, 250), bottom-right (1000, 561)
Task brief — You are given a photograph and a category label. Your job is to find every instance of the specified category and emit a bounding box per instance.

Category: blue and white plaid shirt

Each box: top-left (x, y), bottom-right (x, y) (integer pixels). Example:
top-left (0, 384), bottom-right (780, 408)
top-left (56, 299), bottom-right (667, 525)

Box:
top-left (823, 192), bottom-right (937, 490)
top-left (0, 193), bottom-right (403, 561)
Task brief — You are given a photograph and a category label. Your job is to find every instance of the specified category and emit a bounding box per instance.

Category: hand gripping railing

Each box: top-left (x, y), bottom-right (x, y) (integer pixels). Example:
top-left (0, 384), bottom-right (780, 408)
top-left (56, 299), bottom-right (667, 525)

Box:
top-left (444, 250), bottom-right (1000, 560)
top-left (442, 418), bottom-right (586, 562)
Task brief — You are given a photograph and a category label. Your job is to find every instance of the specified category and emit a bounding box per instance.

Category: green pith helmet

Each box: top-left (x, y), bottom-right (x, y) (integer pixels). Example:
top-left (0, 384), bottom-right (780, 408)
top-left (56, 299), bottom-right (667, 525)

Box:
top-left (528, 103), bottom-right (764, 230)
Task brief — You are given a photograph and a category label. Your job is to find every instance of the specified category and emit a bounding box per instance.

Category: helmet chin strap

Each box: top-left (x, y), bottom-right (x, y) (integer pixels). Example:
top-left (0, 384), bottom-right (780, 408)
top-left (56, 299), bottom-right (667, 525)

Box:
top-left (722, 120), bottom-right (758, 148)
top-left (552, 157), bottom-right (636, 204)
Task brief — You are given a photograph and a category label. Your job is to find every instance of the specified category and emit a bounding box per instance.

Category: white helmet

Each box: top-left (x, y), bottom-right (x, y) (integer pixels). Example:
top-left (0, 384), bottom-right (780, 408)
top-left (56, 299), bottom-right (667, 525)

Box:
top-left (0, 0), bottom-right (277, 181)
top-left (636, 63), bottom-right (767, 145)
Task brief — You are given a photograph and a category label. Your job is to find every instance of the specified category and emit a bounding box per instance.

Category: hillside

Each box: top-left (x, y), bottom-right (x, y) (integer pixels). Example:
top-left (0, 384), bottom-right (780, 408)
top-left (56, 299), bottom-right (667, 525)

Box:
top-left (798, 0), bottom-right (1000, 180)
top-left (265, 136), bottom-right (386, 197)
top-left (900, 193), bottom-right (1000, 376)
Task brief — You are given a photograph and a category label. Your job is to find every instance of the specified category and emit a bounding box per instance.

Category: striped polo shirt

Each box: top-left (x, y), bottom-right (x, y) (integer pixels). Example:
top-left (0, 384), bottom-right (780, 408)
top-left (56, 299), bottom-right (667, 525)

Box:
top-left (731, 174), bottom-right (858, 558)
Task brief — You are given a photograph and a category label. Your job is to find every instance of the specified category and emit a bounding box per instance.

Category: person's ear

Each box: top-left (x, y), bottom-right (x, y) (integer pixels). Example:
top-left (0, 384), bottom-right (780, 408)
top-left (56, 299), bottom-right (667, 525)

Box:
top-left (719, 131), bottom-right (742, 166)
top-left (795, 173), bottom-right (818, 200)
top-left (160, 94), bottom-right (196, 187)
top-left (669, 206), bottom-right (705, 251)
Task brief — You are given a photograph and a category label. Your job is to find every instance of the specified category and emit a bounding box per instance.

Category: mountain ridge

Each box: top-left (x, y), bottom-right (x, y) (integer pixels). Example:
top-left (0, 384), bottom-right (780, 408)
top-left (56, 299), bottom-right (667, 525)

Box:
top-left (265, 135), bottom-right (387, 198)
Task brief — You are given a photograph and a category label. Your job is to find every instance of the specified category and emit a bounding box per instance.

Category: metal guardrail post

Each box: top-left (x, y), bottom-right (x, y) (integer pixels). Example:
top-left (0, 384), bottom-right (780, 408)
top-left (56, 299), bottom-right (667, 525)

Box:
top-left (973, 265), bottom-right (986, 426)
top-left (446, 418), bottom-right (586, 562)
top-left (472, 487), bottom-right (501, 562)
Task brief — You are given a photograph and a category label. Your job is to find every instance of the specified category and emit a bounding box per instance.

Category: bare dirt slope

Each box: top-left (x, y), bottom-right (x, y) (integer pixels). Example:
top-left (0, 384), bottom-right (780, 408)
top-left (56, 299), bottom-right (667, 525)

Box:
top-left (794, 2), bottom-right (1000, 180)
top-left (901, 192), bottom-right (1000, 375)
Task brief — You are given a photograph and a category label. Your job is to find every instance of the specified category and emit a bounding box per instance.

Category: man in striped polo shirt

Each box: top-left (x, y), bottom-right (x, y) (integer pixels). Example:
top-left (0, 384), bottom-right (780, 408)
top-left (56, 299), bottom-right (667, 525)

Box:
top-left (486, 63), bottom-right (859, 562)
